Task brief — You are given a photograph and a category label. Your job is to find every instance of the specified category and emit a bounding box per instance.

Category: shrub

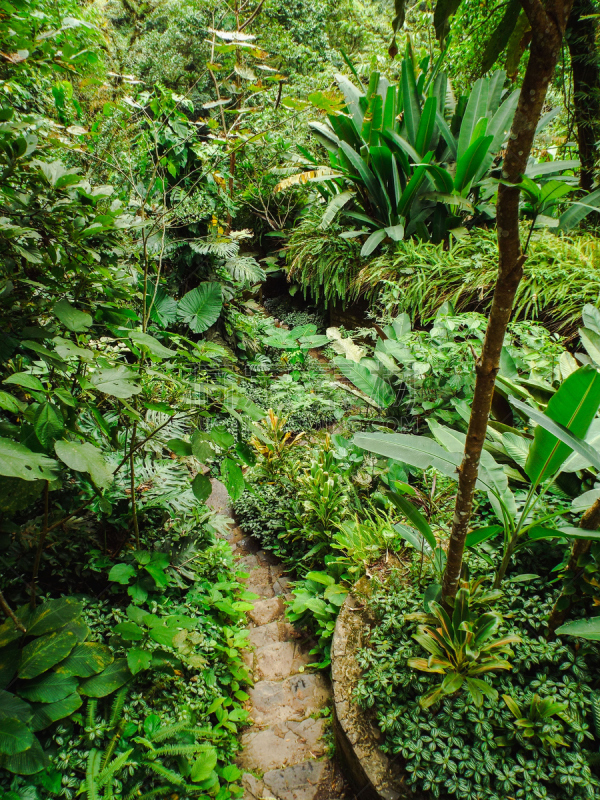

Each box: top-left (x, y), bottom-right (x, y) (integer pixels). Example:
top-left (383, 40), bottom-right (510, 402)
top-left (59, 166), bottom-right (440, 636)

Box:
top-left (355, 574), bottom-right (600, 800)
top-left (355, 227), bottom-right (600, 334)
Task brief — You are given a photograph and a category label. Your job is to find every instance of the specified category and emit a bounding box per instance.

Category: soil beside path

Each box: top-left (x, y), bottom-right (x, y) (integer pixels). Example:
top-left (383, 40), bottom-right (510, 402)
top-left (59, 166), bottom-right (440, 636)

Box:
top-left (207, 479), bottom-right (350, 800)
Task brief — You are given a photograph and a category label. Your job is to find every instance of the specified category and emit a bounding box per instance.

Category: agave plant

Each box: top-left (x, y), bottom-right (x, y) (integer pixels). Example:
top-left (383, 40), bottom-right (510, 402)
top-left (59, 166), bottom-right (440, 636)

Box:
top-left (277, 47), bottom-right (521, 254)
top-left (407, 586), bottom-right (520, 708)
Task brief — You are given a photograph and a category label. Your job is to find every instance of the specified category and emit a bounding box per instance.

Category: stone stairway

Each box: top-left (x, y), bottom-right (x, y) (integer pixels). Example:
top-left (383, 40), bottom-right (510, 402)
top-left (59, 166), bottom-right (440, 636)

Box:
top-left (208, 479), bottom-right (348, 800)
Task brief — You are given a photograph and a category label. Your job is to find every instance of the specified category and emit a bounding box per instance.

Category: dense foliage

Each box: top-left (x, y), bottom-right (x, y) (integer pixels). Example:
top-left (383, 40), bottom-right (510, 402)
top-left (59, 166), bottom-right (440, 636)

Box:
top-left (1, 0), bottom-right (600, 798)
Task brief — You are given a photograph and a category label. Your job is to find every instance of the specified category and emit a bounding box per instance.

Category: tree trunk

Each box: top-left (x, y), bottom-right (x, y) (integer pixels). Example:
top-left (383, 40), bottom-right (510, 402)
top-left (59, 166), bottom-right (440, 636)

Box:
top-left (566, 0), bottom-right (600, 191)
top-left (441, 0), bottom-right (576, 603)
top-left (546, 496), bottom-right (600, 636)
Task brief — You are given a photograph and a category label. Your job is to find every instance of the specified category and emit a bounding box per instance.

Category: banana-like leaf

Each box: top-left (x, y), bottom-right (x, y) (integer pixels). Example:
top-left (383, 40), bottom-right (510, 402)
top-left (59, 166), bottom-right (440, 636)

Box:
top-left (360, 228), bottom-right (387, 257)
top-left (555, 617), bottom-right (600, 640)
top-left (457, 78), bottom-right (489, 162)
top-left (334, 73), bottom-right (365, 125)
top-left (361, 93), bottom-right (383, 146)
top-left (454, 135), bottom-right (494, 193)
top-left (559, 187), bottom-right (600, 230)
top-left (525, 159), bottom-right (581, 178)
top-left (398, 153), bottom-right (433, 216)
top-left (435, 111), bottom-right (458, 159)
top-left (415, 96), bottom-right (438, 157)
top-left (333, 358), bottom-right (395, 408)
top-left (339, 142), bottom-right (388, 219)
top-left (388, 492), bottom-right (437, 549)
top-left (401, 57), bottom-right (421, 146)
top-left (380, 128), bottom-right (422, 164)
top-left (434, 0), bottom-right (463, 41)
top-left (511, 366), bottom-right (600, 483)
top-left (480, 0), bottom-right (521, 74)
top-left (319, 191), bottom-right (354, 228)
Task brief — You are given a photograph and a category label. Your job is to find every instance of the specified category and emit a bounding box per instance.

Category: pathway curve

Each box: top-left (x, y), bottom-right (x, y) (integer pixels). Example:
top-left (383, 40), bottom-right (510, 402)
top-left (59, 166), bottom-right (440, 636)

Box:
top-left (208, 480), bottom-right (348, 800)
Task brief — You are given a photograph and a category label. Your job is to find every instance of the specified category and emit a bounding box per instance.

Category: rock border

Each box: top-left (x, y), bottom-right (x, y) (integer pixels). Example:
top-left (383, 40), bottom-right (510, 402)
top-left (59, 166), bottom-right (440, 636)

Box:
top-left (331, 577), bottom-right (424, 800)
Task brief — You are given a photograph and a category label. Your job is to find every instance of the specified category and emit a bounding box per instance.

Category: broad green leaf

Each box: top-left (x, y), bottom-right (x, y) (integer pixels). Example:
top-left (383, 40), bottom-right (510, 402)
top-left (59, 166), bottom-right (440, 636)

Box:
top-left (108, 564), bottom-right (136, 584)
top-left (0, 719), bottom-right (32, 756)
top-left (354, 432), bottom-right (461, 477)
top-left (580, 327), bottom-right (600, 366)
top-left (582, 304), bottom-right (600, 336)
top-left (167, 438), bottom-right (192, 457)
top-left (559, 186), bottom-right (600, 230)
top-left (0, 691), bottom-right (32, 722)
top-left (0, 438), bottom-right (58, 481)
top-left (191, 473), bottom-right (212, 503)
top-left (555, 617), bottom-right (600, 640)
top-left (90, 367), bottom-right (141, 399)
top-left (52, 299), bottom-right (92, 332)
top-left (147, 625), bottom-right (177, 647)
top-left (19, 630), bottom-right (78, 680)
top-left (27, 598), bottom-right (82, 637)
top-left (191, 746), bottom-right (218, 782)
top-left (320, 191), bottom-right (354, 228)
top-left (0, 734), bottom-right (46, 774)
top-left (393, 523), bottom-right (429, 554)
top-left (177, 283), bottom-right (223, 334)
top-left (221, 458), bottom-right (244, 502)
top-left (79, 659), bottom-right (131, 697)
top-left (210, 426), bottom-right (235, 449)
top-left (33, 403), bottom-right (64, 448)
top-left (149, 287), bottom-right (178, 327)
top-left (388, 492), bottom-right (436, 549)
top-left (128, 331), bottom-right (174, 359)
top-left (17, 672), bottom-right (77, 703)
top-left (144, 564), bottom-right (169, 588)
top-left (0, 644), bottom-right (18, 689)
top-left (465, 526), bottom-right (503, 547)
top-left (0, 391), bottom-right (22, 413)
top-left (54, 440), bottom-right (113, 489)
top-left (53, 336), bottom-right (94, 362)
top-left (114, 622), bottom-right (144, 641)
top-left (333, 357), bottom-right (394, 408)
top-left (454, 135), bottom-right (493, 193)
top-left (3, 373), bottom-right (44, 392)
top-left (30, 692), bottom-right (82, 732)
top-left (127, 648), bottom-right (152, 675)
top-left (515, 366), bottom-right (600, 483)
top-left (457, 77), bottom-right (489, 161)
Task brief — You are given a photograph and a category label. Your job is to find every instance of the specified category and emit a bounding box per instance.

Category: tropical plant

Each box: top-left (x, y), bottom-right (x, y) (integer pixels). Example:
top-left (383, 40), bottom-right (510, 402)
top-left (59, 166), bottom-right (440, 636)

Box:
top-left (0, 598), bottom-right (128, 776)
top-left (496, 693), bottom-right (571, 748)
top-left (407, 585), bottom-right (520, 708)
top-left (277, 50), bottom-right (519, 253)
top-left (286, 569), bottom-right (348, 668)
top-left (355, 365), bottom-right (600, 587)
top-left (355, 227), bottom-right (600, 333)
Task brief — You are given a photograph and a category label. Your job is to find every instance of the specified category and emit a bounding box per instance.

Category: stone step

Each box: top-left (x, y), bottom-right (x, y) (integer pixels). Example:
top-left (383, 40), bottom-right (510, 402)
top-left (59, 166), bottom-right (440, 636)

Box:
top-left (248, 673), bottom-right (329, 726)
top-left (239, 717), bottom-right (327, 774)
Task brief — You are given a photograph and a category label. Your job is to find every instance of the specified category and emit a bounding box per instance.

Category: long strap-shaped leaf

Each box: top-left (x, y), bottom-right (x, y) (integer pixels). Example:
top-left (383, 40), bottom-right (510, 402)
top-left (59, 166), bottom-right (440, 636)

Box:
top-left (512, 365), bottom-right (600, 484)
top-left (454, 135), bottom-right (494, 194)
top-left (401, 56), bottom-right (421, 147)
top-left (398, 152), bottom-right (434, 216)
top-left (457, 77), bottom-right (489, 161)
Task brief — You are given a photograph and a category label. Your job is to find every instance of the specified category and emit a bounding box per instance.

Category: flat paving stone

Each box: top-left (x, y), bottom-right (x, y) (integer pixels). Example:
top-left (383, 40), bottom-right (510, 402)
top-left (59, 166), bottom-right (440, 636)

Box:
top-left (248, 597), bottom-right (284, 625)
top-left (255, 641), bottom-right (295, 681)
top-left (239, 718), bottom-right (326, 773)
top-left (248, 673), bottom-right (329, 726)
top-left (245, 566), bottom-right (275, 599)
top-left (263, 760), bottom-right (330, 800)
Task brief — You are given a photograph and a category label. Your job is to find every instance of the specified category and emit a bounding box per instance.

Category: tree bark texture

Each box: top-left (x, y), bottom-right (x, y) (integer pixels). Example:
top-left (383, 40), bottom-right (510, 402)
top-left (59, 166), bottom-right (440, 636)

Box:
top-left (566, 0), bottom-right (600, 191)
top-left (441, 0), bottom-right (576, 602)
top-left (546, 496), bottom-right (600, 635)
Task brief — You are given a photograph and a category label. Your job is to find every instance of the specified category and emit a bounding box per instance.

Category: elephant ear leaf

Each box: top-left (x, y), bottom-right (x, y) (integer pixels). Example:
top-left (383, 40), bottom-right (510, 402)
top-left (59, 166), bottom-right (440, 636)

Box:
top-left (513, 366), bottom-right (600, 485)
top-left (177, 283), bottom-right (223, 334)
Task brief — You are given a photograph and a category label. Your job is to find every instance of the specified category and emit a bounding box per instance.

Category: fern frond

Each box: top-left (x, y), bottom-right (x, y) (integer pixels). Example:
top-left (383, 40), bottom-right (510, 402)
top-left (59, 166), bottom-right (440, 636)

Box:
top-left (101, 721), bottom-right (125, 769)
top-left (96, 748), bottom-right (133, 787)
top-left (87, 699), bottom-right (98, 730)
top-left (149, 721), bottom-right (196, 742)
top-left (86, 748), bottom-right (102, 800)
top-left (123, 781), bottom-right (144, 800)
top-left (143, 760), bottom-right (185, 785)
top-left (108, 686), bottom-right (129, 730)
top-left (148, 744), bottom-right (204, 759)
top-left (189, 239), bottom-right (239, 258)
top-left (137, 787), bottom-right (182, 800)
top-left (590, 691), bottom-right (600, 737)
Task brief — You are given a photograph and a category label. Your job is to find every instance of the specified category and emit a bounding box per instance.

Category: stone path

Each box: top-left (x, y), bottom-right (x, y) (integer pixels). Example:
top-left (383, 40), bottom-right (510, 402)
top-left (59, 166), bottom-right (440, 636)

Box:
top-left (208, 479), bottom-right (348, 800)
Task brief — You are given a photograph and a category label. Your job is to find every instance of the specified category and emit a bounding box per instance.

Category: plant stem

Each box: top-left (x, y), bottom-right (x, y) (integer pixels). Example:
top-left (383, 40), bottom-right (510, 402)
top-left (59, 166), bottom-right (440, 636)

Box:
top-left (441, 0), bottom-right (575, 603)
top-left (0, 589), bottom-right (26, 632)
top-left (30, 480), bottom-right (49, 609)
top-left (129, 422), bottom-right (139, 549)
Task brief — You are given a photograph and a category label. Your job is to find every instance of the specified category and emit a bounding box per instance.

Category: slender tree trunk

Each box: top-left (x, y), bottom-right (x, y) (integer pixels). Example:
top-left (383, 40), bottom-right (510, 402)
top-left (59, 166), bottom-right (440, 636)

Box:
top-left (441, 0), bottom-right (576, 603)
top-left (546, 496), bottom-right (600, 635)
top-left (566, 0), bottom-right (600, 191)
